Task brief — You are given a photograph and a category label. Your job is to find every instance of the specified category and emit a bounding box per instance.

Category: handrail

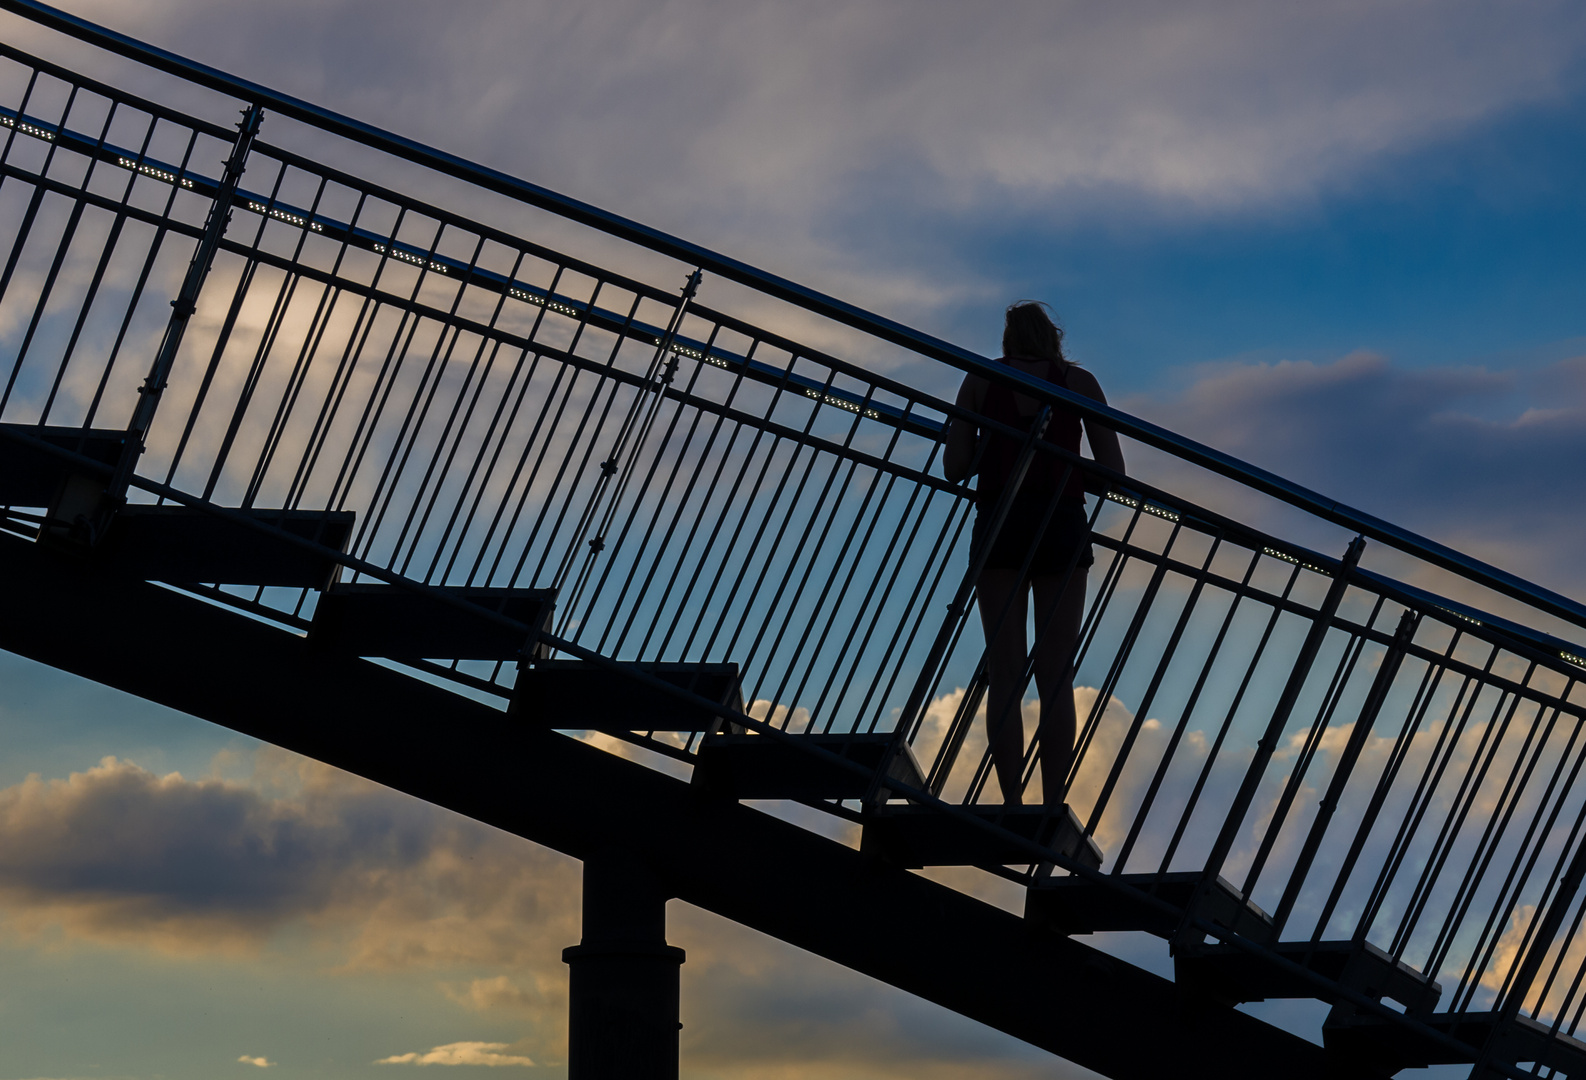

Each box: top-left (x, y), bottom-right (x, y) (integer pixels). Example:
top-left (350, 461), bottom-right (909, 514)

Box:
top-left (4, 0), bottom-right (1584, 636)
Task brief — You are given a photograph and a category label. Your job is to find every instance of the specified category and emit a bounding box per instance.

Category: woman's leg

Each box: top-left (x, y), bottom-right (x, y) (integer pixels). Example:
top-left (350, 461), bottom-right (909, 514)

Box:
top-left (976, 567), bottom-right (1029, 805)
top-left (1031, 567), bottom-right (1088, 807)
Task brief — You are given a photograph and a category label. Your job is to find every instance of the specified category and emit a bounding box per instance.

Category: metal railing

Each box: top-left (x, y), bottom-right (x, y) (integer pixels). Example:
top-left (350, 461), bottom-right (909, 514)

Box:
top-left (4, 5), bottom-right (1586, 1075)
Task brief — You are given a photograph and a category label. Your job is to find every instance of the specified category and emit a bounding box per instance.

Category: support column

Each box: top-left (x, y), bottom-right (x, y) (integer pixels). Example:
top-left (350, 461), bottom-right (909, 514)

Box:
top-left (563, 850), bottom-right (684, 1080)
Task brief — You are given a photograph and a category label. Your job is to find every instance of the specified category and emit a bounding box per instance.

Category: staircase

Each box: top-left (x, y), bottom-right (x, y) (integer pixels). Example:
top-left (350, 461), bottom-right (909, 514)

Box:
top-left (5, 3), bottom-right (1586, 1077)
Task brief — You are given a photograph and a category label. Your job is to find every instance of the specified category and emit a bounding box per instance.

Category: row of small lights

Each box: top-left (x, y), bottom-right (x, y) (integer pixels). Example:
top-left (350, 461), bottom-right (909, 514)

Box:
top-left (1111, 491), bottom-right (1181, 523)
top-left (801, 386), bottom-right (882, 420)
top-left (1261, 545), bottom-right (1331, 576)
top-left (1434, 608), bottom-right (1586, 674)
top-left (1434, 604), bottom-right (1483, 628)
top-left (2, 113), bottom-right (201, 193)
top-left (1, 114), bottom-right (53, 141)
top-left (118, 156), bottom-right (194, 189)
top-left (372, 242), bottom-right (449, 273)
top-left (507, 286), bottom-right (580, 318)
top-left (673, 344), bottom-right (731, 370)
top-left (248, 200), bottom-right (322, 232)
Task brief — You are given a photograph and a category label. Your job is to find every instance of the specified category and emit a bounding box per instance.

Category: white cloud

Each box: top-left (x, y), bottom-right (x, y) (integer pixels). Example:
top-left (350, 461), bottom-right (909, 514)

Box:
top-left (376, 1042), bottom-right (534, 1067)
top-left (237, 1055), bottom-right (274, 1068)
top-left (7, 1), bottom-right (1583, 324)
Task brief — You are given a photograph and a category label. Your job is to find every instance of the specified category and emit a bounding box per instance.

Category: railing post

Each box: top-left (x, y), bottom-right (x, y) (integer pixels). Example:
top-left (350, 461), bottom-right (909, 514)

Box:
top-left (62, 103), bottom-right (263, 544)
top-left (563, 849), bottom-right (685, 1080)
top-left (1173, 534), bottom-right (1365, 951)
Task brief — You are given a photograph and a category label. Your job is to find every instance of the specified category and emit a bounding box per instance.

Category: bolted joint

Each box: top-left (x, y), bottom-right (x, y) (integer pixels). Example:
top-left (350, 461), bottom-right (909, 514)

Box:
top-left (169, 298), bottom-right (196, 317)
top-left (599, 459), bottom-right (618, 477)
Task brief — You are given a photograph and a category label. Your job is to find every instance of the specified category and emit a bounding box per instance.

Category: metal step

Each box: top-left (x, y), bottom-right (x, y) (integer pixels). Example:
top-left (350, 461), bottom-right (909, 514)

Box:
top-left (861, 803), bottom-right (1103, 869)
top-left (512, 660), bottom-right (743, 732)
top-left (1176, 938), bottom-right (1440, 1013)
top-left (310, 583), bottom-right (555, 660)
top-left (100, 505), bottom-right (354, 589)
top-left (693, 731), bottom-right (926, 801)
top-left (0, 424), bottom-right (124, 507)
top-left (1322, 1009), bottom-right (1586, 1076)
top-left (1025, 870), bottom-right (1274, 945)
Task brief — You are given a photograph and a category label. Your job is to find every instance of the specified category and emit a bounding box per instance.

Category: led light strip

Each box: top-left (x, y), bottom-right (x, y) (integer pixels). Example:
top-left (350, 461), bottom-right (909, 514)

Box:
top-left (372, 242), bottom-right (447, 274)
top-left (801, 386), bottom-right (881, 420)
top-left (0, 113), bottom-right (53, 140)
top-left (1111, 491), bottom-right (1182, 523)
top-left (1261, 545), bottom-right (1331, 576)
top-left (1434, 604), bottom-right (1483, 627)
top-left (1559, 651), bottom-right (1586, 671)
top-left (248, 200), bottom-right (321, 231)
top-left (673, 344), bottom-right (730, 370)
top-left (507, 286), bottom-right (580, 317)
top-left (118, 155), bottom-right (194, 188)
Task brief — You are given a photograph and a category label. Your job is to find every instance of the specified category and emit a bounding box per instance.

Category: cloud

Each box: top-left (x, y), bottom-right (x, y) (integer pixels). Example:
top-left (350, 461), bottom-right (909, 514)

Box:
top-left (376, 1042), bottom-right (534, 1067)
top-left (8, 1), bottom-right (1584, 328)
top-left (237, 1055), bottom-right (274, 1068)
top-left (670, 904), bottom-right (1069, 1080)
top-left (441, 975), bottom-right (553, 1017)
top-left (0, 751), bottom-right (580, 965)
top-left (1121, 351), bottom-right (1586, 613)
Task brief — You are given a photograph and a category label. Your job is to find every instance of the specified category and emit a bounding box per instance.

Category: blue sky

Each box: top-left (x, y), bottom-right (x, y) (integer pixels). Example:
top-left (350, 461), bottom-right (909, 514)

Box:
top-left (2, 2), bottom-right (1585, 1078)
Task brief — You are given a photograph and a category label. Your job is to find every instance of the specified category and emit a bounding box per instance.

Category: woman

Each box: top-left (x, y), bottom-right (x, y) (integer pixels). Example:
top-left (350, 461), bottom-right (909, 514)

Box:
top-left (943, 302), bottom-right (1125, 808)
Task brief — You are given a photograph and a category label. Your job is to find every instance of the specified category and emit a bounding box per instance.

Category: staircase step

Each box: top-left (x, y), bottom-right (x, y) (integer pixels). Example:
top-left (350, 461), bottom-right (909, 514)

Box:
top-left (693, 731), bottom-right (926, 801)
top-left (861, 803), bottom-right (1103, 869)
top-left (1176, 938), bottom-right (1440, 1012)
top-left (101, 505), bottom-right (354, 589)
top-left (1025, 870), bottom-right (1274, 944)
top-left (0, 424), bottom-right (124, 507)
top-left (310, 583), bottom-right (555, 660)
top-left (1322, 1010), bottom-right (1586, 1075)
top-left (512, 660), bottom-right (743, 732)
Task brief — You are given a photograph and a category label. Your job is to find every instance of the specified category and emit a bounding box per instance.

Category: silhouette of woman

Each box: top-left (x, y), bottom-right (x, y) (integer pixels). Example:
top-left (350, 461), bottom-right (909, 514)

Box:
top-left (943, 302), bottom-right (1125, 808)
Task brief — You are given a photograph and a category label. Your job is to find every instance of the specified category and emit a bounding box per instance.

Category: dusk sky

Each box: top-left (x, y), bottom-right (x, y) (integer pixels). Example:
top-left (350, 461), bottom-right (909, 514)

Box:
top-left (2, 2), bottom-right (1585, 1078)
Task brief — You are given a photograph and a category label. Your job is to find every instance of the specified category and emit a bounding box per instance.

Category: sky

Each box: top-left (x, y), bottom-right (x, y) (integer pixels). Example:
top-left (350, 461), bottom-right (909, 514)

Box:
top-left (1, 1), bottom-right (1585, 1078)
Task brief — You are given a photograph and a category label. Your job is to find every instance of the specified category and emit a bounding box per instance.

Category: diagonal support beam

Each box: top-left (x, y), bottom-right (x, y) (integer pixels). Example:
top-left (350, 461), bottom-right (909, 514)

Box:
top-left (0, 531), bottom-right (1358, 1080)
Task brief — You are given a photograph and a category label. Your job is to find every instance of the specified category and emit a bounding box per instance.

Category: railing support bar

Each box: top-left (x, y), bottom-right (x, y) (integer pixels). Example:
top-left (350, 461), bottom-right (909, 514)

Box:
top-left (92, 102), bottom-right (262, 536)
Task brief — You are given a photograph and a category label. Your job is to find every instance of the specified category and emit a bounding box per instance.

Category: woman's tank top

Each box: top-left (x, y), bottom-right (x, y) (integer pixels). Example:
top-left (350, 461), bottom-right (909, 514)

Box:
top-left (974, 359), bottom-right (1086, 507)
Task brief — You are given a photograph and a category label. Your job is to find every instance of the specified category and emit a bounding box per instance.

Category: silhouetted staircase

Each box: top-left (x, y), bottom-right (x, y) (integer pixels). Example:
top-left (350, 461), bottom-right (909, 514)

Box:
top-left (4, 5), bottom-right (1586, 1078)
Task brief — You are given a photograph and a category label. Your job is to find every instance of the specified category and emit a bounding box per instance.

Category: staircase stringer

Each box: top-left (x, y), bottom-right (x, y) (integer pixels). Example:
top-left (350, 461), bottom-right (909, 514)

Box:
top-left (0, 530), bottom-right (1351, 1080)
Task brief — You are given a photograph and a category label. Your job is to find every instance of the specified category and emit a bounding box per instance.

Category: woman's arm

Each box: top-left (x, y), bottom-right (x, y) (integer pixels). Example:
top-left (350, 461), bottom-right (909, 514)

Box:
top-left (942, 374), bottom-right (984, 485)
top-left (1066, 367), bottom-right (1125, 491)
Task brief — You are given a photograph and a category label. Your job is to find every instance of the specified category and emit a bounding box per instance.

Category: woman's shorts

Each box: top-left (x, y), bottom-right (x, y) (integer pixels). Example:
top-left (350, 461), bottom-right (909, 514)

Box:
top-left (972, 496), bottom-right (1094, 577)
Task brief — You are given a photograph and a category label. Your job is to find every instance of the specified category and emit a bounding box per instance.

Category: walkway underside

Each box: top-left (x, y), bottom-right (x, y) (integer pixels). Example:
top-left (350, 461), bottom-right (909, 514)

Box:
top-left (0, 531), bottom-right (1357, 1080)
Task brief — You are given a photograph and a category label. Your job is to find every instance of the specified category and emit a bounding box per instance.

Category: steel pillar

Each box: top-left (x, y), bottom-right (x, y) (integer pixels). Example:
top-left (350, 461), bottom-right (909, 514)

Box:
top-left (563, 850), bottom-right (684, 1080)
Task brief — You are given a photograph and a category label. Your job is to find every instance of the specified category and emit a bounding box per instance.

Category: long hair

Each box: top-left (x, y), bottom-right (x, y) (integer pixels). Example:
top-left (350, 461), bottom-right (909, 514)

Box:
top-left (1002, 301), bottom-right (1066, 362)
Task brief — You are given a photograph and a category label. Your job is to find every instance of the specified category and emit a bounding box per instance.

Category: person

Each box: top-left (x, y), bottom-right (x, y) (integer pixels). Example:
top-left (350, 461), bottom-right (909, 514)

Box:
top-left (943, 302), bottom-right (1125, 808)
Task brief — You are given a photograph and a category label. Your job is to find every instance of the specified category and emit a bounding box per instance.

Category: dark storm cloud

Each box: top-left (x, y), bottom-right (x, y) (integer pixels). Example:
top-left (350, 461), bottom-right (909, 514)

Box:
top-left (1123, 351), bottom-right (1586, 603)
top-left (0, 753), bottom-right (578, 960)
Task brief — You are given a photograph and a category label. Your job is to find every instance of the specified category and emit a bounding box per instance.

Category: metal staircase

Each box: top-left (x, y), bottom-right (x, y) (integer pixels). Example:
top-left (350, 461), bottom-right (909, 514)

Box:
top-left (4, 3), bottom-right (1586, 1076)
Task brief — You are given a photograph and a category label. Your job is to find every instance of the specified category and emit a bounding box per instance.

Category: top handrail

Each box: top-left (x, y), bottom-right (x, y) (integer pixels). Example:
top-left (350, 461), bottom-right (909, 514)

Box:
top-left (4, 0), bottom-right (1584, 635)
